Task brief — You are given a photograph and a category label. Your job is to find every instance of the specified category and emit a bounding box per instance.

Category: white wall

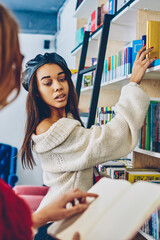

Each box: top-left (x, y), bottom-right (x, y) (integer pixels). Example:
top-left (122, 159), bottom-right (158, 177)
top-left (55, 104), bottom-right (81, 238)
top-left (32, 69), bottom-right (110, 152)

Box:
top-left (0, 0), bottom-right (77, 186)
top-left (56, 0), bottom-right (77, 69)
top-left (0, 33), bottom-right (55, 186)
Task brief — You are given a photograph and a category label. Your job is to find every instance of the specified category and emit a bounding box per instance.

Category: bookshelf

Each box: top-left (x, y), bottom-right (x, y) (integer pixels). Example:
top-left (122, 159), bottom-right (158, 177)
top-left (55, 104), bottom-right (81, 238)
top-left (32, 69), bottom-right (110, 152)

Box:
top-left (80, 65), bottom-right (160, 93)
top-left (139, 230), bottom-right (154, 240)
top-left (73, 1), bottom-right (160, 237)
top-left (134, 147), bottom-right (160, 159)
top-left (72, 0), bottom-right (160, 57)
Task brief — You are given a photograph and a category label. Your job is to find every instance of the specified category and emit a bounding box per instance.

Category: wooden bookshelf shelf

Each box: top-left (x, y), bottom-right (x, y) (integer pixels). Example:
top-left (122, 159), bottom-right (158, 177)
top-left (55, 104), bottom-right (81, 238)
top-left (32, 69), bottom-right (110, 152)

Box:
top-left (139, 230), bottom-right (154, 240)
top-left (80, 65), bottom-right (160, 94)
top-left (134, 147), bottom-right (160, 159)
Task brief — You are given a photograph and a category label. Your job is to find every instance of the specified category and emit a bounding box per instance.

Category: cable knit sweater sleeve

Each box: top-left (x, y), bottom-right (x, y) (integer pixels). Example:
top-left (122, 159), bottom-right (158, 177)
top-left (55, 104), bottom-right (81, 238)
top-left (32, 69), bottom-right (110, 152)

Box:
top-left (32, 82), bottom-right (150, 172)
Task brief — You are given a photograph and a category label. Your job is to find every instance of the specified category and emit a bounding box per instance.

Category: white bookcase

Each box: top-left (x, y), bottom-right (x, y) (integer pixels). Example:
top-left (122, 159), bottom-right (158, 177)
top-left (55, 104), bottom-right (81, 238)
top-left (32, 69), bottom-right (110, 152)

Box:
top-left (73, 0), bottom-right (160, 239)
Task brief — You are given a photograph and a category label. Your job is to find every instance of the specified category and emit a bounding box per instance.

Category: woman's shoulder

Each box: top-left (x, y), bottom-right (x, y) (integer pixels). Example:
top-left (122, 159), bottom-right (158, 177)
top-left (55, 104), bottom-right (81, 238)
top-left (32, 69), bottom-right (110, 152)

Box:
top-left (36, 119), bottom-right (54, 135)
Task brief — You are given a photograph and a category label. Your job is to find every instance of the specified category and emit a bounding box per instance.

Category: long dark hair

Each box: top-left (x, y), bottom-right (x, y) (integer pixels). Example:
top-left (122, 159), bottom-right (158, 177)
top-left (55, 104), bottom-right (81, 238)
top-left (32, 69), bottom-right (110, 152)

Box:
top-left (20, 69), bottom-right (84, 169)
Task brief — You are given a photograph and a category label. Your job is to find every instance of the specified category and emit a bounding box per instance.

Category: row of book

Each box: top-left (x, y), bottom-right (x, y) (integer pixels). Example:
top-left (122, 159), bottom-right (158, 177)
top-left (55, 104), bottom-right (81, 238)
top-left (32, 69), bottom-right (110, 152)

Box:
top-left (75, 3), bottom-right (106, 47)
top-left (141, 209), bottom-right (160, 240)
top-left (98, 162), bottom-right (160, 183)
top-left (76, 20), bottom-right (160, 89)
top-left (75, 0), bottom-right (116, 48)
top-left (96, 106), bottom-right (115, 125)
top-left (101, 19), bottom-right (160, 83)
top-left (75, 0), bottom-right (130, 15)
top-left (139, 100), bottom-right (160, 153)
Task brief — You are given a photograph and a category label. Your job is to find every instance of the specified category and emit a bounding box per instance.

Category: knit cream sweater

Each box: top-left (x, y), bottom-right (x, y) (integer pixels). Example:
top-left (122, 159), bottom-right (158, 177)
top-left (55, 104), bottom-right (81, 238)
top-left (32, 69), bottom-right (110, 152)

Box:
top-left (32, 82), bottom-right (150, 211)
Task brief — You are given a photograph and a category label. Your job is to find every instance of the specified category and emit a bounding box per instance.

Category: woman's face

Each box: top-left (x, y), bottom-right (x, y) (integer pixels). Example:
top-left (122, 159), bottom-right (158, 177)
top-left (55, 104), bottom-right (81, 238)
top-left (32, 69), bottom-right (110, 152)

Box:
top-left (36, 63), bottom-right (69, 109)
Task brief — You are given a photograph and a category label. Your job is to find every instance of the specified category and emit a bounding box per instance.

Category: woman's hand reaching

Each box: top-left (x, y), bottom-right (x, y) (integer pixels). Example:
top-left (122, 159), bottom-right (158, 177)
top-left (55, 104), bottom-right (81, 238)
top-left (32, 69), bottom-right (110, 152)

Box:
top-left (130, 45), bottom-right (157, 85)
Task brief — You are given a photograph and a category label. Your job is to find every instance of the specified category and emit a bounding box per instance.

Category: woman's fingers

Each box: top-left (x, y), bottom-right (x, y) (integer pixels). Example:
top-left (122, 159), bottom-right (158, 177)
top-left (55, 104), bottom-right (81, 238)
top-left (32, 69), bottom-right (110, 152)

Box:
top-left (72, 232), bottom-right (80, 240)
top-left (64, 190), bottom-right (98, 205)
top-left (64, 203), bottom-right (88, 218)
top-left (144, 57), bottom-right (157, 68)
top-left (135, 45), bottom-right (146, 61)
top-left (139, 46), bottom-right (154, 61)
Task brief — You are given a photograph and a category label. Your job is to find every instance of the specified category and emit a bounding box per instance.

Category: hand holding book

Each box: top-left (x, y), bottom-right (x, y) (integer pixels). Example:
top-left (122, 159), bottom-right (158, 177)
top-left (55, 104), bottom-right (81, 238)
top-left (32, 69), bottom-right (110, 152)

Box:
top-left (130, 45), bottom-right (157, 85)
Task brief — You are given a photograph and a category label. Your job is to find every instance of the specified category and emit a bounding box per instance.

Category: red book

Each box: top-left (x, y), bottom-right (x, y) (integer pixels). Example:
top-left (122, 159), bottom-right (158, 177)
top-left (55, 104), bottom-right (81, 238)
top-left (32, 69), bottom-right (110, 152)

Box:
top-left (91, 10), bottom-right (96, 33)
top-left (141, 118), bottom-right (146, 149)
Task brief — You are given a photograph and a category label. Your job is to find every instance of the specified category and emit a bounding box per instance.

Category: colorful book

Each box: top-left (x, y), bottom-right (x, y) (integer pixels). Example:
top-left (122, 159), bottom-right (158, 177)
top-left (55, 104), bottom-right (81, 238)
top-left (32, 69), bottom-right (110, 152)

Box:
top-left (126, 47), bottom-right (132, 75)
top-left (145, 104), bottom-right (151, 150)
top-left (48, 177), bottom-right (160, 240)
top-left (91, 10), bottom-right (96, 33)
top-left (109, 0), bottom-right (115, 15)
top-left (107, 56), bottom-right (111, 82)
top-left (103, 59), bottom-right (108, 82)
top-left (141, 117), bottom-right (146, 149)
top-left (150, 58), bottom-right (160, 68)
top-left (156, 102), bottom-right (160, 152)
top-left (146, 21), bottom-right (160, 59)
top-left (150, 102), bottom-right (157, 151)
top-left (125, 169), bottom-right (160, 184)
top-left (132, 39), bottom-right (142, 64)
top-left (142, 34), bottom-right (146, 46)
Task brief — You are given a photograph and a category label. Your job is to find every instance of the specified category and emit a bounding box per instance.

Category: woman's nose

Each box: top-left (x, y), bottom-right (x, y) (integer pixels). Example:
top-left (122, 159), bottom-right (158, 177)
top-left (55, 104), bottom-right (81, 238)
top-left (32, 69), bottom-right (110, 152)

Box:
top-left (53, 81), bottom-right (63, 92)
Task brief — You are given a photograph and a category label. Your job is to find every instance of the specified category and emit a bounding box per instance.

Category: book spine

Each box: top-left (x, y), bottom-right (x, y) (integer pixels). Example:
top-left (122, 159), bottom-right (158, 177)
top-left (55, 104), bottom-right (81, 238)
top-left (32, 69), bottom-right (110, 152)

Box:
top-left (145, 104), bottom-right (151, 150)
top-left (147, 21), bottom-right (160, 59)
top-left (141, 118), bottom-right (146, 149)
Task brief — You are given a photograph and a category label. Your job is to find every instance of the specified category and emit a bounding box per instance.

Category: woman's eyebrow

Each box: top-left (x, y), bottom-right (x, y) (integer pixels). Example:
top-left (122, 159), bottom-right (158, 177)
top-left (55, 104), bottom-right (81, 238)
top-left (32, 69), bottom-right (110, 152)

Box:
top-left (58, 71), bottom-right (65, 75)
top-left (41, 76), bottom-right (50, 80)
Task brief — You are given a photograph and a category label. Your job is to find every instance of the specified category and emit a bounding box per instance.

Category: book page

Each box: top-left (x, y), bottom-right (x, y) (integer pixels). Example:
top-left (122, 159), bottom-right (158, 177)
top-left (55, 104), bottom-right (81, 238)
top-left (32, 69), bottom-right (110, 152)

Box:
top-left (84, 181), bottom-right (160, 240)
top-left (48, 178), bottom-right (131, 240)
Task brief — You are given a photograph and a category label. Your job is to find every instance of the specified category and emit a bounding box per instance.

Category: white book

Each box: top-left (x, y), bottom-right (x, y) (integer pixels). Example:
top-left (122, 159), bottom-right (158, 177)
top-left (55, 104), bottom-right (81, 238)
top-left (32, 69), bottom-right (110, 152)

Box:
top-left (47, 178), bottom-right (160, 240)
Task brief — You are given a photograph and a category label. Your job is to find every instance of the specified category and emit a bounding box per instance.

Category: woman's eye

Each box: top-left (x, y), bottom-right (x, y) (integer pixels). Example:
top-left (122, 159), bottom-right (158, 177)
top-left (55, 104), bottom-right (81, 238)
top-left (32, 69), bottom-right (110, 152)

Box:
top-left (59, 78), bottom-right (66, 82)
top-left (44, 81), bottom-right (52, 86)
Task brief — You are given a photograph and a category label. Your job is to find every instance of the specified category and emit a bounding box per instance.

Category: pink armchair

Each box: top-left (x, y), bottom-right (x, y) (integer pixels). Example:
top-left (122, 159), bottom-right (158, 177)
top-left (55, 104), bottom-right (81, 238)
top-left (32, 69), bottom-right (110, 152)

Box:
top-left (13, 185), bottom-right (49, 212)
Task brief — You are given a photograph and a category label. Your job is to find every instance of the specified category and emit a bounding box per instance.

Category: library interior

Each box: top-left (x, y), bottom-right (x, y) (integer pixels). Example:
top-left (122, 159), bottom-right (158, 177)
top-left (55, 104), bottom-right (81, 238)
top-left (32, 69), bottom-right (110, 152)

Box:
top-left (0, 0), bottom-right (160, 239)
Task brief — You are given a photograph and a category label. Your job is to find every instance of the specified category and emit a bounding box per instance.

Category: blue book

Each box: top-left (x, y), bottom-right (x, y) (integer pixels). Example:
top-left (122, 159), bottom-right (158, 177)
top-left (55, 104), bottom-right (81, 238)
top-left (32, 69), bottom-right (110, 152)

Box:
top-left (142, 35), bottom-right (146, 46)
top-left (132, 39), bottom-right (142, 64)
top-left (126, 47), bottom-right (132, 75)
top-left (150, 58), bottom-right (160, 68)
top-left (109, 0), bottom-right (115, 15)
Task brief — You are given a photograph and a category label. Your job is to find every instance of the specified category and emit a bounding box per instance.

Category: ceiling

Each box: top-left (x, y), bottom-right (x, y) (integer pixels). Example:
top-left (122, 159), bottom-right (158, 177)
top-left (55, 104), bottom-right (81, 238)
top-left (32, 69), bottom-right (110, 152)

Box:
top-left (1, 0), bottom-right (67, 34)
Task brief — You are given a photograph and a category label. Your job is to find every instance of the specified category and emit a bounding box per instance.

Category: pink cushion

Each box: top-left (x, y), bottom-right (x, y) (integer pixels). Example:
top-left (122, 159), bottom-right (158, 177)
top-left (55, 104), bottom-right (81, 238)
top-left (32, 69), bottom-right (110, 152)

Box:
top-left (13, 185), bottom-right (49, 212)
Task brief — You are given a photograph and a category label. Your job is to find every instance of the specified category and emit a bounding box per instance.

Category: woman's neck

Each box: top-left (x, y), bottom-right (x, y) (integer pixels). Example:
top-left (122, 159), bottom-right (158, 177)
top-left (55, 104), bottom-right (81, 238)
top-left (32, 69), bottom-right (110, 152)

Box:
top-left (49, 107), bottom-right (66, 123)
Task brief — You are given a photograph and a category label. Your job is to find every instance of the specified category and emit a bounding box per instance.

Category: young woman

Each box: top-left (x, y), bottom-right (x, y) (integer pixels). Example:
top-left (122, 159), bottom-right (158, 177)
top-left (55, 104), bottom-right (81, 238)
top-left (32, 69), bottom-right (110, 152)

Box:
top-left (21, 44), bottom-right (156, 212)
top-left (0, 4), bottom-right (97, 240)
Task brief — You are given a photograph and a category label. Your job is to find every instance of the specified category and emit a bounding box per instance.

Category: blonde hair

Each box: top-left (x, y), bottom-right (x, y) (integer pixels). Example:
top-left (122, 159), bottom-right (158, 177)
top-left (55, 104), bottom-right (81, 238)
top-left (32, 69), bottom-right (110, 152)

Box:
top-left (0, 4), bottom-right (22, 109)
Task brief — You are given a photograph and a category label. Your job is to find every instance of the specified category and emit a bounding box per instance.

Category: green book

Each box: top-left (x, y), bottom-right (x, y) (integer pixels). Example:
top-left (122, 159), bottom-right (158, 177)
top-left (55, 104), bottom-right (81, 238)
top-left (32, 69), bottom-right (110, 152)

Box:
top-left (145, 104), bottom-right (151, 150)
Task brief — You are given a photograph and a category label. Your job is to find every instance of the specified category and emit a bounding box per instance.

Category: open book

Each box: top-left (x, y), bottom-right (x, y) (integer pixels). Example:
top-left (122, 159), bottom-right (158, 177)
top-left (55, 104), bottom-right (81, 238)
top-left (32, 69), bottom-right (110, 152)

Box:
top-left (47, 178), bottom-right (160, 240)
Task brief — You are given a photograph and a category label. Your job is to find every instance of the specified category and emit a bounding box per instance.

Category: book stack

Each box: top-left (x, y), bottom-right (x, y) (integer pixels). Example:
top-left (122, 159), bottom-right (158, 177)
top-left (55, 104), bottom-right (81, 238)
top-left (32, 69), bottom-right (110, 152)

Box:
top-left (125, 169), bottom-right (160, 184)
top-left (139, 100), bottom-right (160, 153)
top-left (97, 159), bottom-right (132, 180)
